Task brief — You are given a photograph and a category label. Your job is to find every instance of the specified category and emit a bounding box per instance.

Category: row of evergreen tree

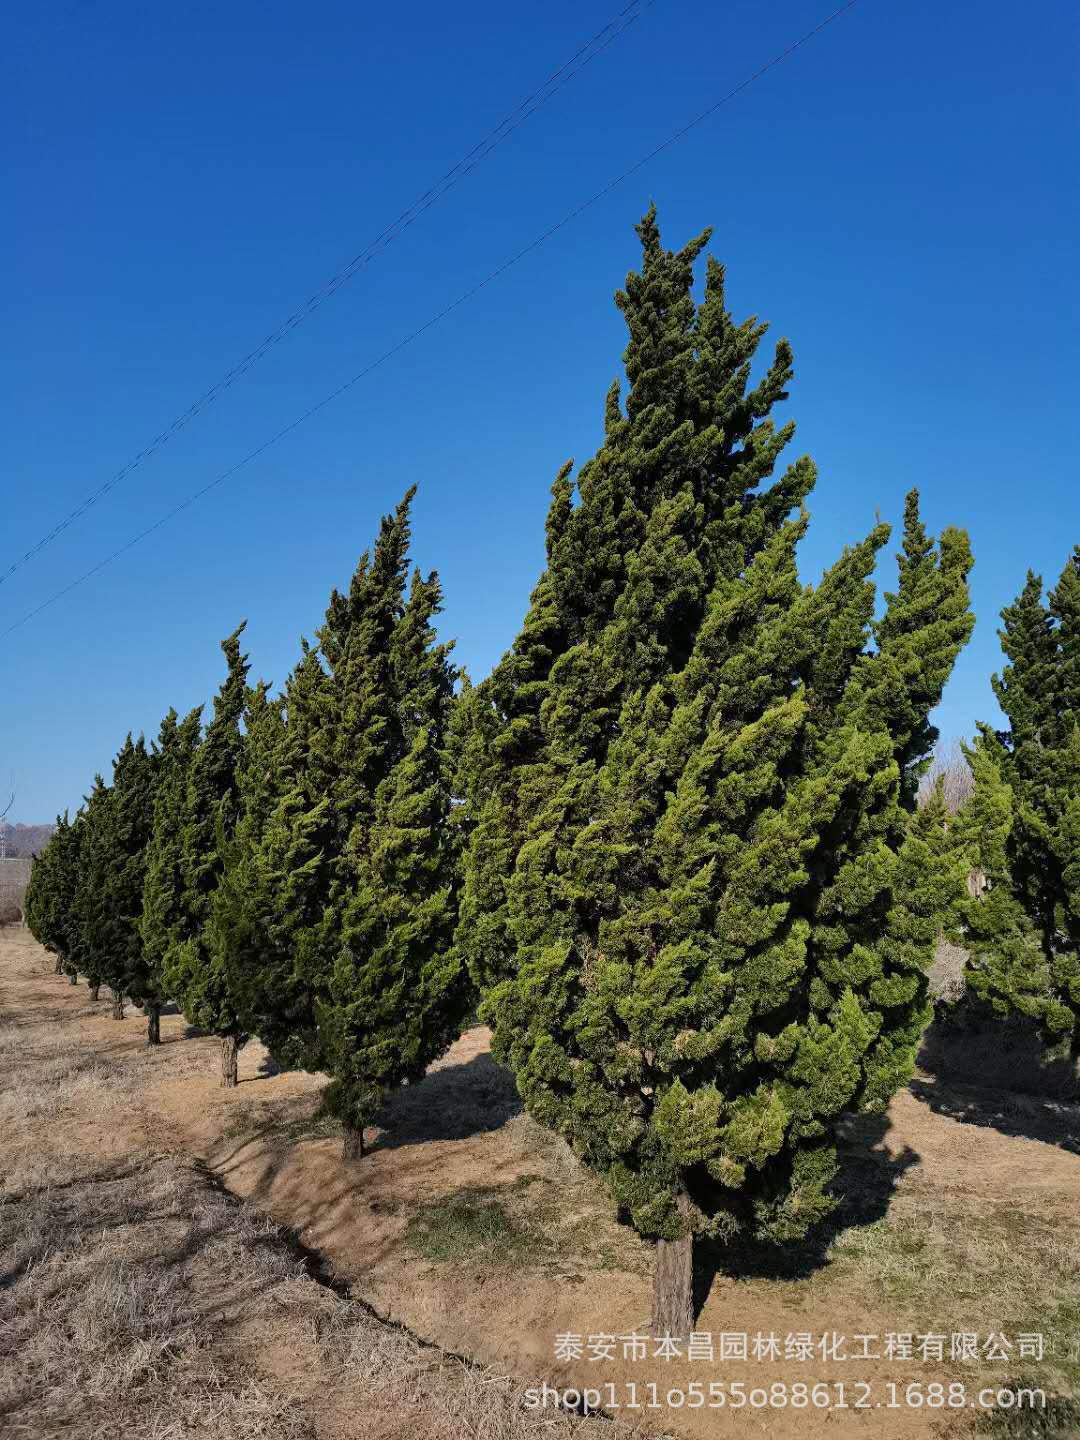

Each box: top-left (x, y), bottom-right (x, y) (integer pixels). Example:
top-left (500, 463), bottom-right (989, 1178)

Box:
top-left (23, 211), bottom-right (1077, 1333)
top-left (955, 556), bottom-right (1080, 1057)
top-left (27, 488), bottom-right (465, 1155)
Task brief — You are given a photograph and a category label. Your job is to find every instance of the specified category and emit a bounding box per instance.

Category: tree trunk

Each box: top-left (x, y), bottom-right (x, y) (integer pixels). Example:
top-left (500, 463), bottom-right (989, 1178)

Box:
top-left (342, 1122), bottom-right (366, 1161)
top-left (966, 865), bottom-right (987, 899)
top-left (146, 1005), bottom-right (161, 1046)
top-left (651, 1231), bottom-right (694, 1338)
top-left (112, 993), bottom-right (125, 1021)
top-left (89, 985), bottom-right (99, 1002)
top-left (54, 957), bottom-right (63, 974)
top-left (220, 1034), bottom-right (240, 1088)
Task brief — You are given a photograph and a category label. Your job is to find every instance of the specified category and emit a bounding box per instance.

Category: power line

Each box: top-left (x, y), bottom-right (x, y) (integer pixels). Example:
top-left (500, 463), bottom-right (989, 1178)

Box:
top-left (0, 0), bottom-right (652, 587)
top-left (3, 0), bottom-right (861, 641)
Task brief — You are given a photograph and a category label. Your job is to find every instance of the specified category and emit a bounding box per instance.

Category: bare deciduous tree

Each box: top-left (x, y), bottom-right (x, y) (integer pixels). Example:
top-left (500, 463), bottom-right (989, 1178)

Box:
top-left (919, 738), bottom-right (974, 814)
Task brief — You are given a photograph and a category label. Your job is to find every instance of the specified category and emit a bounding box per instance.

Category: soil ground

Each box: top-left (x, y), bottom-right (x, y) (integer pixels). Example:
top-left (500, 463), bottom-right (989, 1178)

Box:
top-left (4, 927), bottom-right (1080, 1438)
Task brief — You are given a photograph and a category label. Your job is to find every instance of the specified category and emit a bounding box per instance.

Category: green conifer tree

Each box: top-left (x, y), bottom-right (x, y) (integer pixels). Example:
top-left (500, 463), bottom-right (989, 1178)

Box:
top-left (457, 212), bottom-right (974, 1332)
top-left (208, 676), bottom-right (309, 1068)
top-left (23, 822), bottom-right (54, 962)
top-left (161, 626), bottom-right (250, 1084)
top-left (957, 553), bottom-right (1080, 1055)
top-left (217, 645), bottom-right (336, 1070)
top-left (25, 811), bottom-right (83, 981)
top-left (69, 776), bottom-right (113, 1007)
top-left (140, 705), bottom-right (203, 1037)
top-left (325, 676), bottom-right (464, 1157)
top-left (89, 736), bottom-right (158, 1036)
top-left (221, 493), bottom-right (468, 1156)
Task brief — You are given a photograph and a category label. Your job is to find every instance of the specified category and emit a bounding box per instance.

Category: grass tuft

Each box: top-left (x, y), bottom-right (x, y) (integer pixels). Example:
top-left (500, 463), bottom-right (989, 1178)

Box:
top-left (405, 1189), bottom-right (540, 1265)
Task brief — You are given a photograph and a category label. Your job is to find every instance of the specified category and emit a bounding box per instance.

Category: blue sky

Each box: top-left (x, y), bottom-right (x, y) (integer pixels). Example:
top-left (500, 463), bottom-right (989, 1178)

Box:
top-left (4, 0), bottom-right (1077, 822)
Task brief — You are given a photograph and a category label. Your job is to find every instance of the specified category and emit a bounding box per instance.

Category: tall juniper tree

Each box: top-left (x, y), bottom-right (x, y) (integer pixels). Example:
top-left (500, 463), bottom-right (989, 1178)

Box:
top-left (456, 211), bottom-right (974, 1333)
top-left (69, 776), bottom-right (113, 1008)
top-left (161, 626), bottom-right (250, 1085)
top-left (91, 736), bottom-right (158, 1036)
top-left (956, 553), bottom-right (1080, 1057)
top-left (326, 691), bottom-right (464, 1157)
top-left (140, 705), bottom-right (203, 1040)
top-left (222, 491), bottom-right (468, 1158)
top-left (209, 676), bottom-right (304, 1068)
top-left (25, 811), bottom-right (83, 983)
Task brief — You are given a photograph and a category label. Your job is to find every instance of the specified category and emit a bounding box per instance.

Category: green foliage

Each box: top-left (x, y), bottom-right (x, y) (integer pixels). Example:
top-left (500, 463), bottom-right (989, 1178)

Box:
top-left (405, 1189), bottom-right (539, 1264)
top-left (457, 211), bottom-right (974, 1248)
top-left (956, 553), bottom-right (1080, 1056)
top-left (72, 738), bottom-right (157, 1002)
top-left (207, 679), bottom-right (294, 1046)
top-left (24, 811), bottom-right (83, 974)
top-left (160, 626), bottom-right (249, 1036)
top-left (319, 722), bottom-right (464, 1130)
top-left (221, 490), bottom-right (470, 1135)
top-left (139, 706), bottom-right (202, 1003)
top-left (66, 776), bottom-right (110, 990)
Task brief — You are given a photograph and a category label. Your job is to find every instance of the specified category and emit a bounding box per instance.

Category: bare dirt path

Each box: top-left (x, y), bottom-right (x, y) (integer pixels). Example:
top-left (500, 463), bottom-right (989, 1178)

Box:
top-left (4, 928), bottom-right (1079, 1438)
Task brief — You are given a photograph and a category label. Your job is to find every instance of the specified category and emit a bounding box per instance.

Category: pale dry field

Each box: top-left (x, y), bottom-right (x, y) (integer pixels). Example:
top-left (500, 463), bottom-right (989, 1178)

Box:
top-left (3, 926), bottom-right (1080, 1439)
top-left (0, 929), bottom-right (659, 1440)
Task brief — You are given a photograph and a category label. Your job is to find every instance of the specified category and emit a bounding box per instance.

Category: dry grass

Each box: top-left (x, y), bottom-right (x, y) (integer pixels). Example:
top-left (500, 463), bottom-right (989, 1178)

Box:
top-left (6, 925), bottom-right (1080, 1438)
top-left (1, 1153), bottom-right (660, 1439)
top-left (0, 1030), bottom-right (125, 1123)
top-left (828, 1193), bottom-right (1080, 1342)
top-left (0, 1152), bottom-right (314, 1439)
top-left (0, 932), bottom-right (662, 1440)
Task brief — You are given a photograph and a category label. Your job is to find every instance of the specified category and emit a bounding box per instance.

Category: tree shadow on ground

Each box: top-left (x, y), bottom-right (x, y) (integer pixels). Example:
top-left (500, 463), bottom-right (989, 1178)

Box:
top-left (973, 1381), bottom-right (1080, 1437)
top-left (914, 1003), bottom-right (1080, 1153)
top-left (254, 1050), bottom-right (280, 1080)
top-left (690, 1110), bottom-right (919, 1316)
top-left (371, 1048), bottom-right (523, 1151)
top-left (909, 1076), bottom-right (1080, 1155)
top-left (919, 1003), bottom-right (1080, 1101)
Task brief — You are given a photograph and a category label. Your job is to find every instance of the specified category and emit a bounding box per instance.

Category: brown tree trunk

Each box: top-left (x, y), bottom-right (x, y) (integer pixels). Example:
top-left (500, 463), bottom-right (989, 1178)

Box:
top-left (112, 993), bottom-right (125, 1021)
top-left (342, 1123), bottom-right (366, 1161)
top-left (89, 984), bottom-right (99, 1002)
top-left (651, 1197), bottom-right (695, 1338)
top-left (54, 957), bottom-right (63, 974)
top-left (220, 1034), bottom-right (240, 1088)
top-left (146, 1005), bottom-right (161, 1046)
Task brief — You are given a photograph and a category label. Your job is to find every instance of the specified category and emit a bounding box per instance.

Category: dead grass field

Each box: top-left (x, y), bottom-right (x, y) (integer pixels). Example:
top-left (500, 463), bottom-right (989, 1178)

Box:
top-left (0, 929), bottom-right (659, 1440)
top-left (3, 926), bottom-right (1080, 1439)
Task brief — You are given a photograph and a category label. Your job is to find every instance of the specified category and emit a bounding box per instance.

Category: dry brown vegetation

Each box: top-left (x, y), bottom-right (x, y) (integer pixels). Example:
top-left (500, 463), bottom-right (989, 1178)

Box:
top-left (919, 739), bottom-right (976, 814)
top-left (3, 926), bottom-right (1080, 1438)
top-left (0, 930), bottom-right (660, 1440)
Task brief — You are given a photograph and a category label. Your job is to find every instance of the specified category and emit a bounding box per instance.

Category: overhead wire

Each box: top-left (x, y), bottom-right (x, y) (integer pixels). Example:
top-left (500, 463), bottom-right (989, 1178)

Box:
top-left (1, 0), bottom-right (652, 586)
top-left (2, 0), bottom-right (861, 640)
